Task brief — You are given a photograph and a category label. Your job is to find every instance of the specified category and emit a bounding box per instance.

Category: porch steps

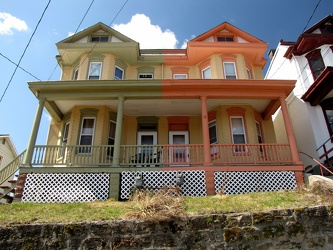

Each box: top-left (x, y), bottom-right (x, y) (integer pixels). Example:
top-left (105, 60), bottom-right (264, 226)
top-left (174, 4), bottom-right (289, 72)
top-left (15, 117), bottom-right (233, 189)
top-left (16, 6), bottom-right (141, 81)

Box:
top-left (0, 180), bottom-right (17, 204)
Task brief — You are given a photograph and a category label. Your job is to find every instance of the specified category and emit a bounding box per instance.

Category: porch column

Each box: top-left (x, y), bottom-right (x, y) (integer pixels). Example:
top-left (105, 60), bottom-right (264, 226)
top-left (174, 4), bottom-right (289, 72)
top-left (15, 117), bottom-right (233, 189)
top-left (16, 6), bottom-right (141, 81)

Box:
top-left (112, 96), bottom-right (125, 166)
top-left (200, 96), bottom-right (211, 165)
top-left (23, 98), bottom-right (45, 166)
top-left (279, 96), bottom-right (301, 164)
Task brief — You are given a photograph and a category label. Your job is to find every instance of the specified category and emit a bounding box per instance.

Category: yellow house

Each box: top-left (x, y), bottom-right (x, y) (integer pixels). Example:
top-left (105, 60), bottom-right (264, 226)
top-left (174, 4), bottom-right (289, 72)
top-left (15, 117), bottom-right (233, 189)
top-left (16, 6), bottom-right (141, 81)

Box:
top-left (0, 134), bottom-right (18, 203)
top-left (10, 22), bottom-right (303, 202)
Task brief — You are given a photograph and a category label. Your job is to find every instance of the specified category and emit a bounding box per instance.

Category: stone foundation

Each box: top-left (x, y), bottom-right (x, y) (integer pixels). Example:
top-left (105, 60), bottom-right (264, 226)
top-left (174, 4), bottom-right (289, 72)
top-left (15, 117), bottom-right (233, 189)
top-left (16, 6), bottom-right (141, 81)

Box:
top-left (1, 205), bottom-right (333, 249)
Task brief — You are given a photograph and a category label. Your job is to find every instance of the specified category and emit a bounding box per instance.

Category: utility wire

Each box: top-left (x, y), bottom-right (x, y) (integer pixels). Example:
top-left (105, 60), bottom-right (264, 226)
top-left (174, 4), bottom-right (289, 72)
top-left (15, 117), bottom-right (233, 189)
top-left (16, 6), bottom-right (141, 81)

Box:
top-left (0, 0), bottom-right (52, 103)
top-left (302, 0), bottom-right (322, 33)
top-left (0, 52), bottom-right (41, 81)
top-left (47, 0), bottom-right (96, 81)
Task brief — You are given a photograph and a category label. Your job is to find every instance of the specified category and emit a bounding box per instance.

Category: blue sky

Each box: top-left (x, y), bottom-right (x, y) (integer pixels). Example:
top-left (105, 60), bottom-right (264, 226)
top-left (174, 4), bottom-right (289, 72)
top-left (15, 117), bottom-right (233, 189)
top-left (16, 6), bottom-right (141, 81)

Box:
top-left (0, 0), bottom-right (332, 154)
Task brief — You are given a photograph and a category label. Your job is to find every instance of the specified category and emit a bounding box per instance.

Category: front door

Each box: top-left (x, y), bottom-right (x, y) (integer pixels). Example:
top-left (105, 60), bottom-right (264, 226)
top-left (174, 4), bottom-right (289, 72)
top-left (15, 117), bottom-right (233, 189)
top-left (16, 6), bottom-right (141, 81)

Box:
top-left (169, 131), bottom-right (189, 165)
top-left (137, 132), bottom-right (157, 166)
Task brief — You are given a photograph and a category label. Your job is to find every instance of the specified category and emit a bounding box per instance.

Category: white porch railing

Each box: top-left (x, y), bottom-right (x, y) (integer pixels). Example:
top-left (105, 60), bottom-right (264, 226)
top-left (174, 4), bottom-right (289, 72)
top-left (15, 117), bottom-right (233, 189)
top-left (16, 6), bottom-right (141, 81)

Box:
top-left (29, 143), bottom-right (293, 167)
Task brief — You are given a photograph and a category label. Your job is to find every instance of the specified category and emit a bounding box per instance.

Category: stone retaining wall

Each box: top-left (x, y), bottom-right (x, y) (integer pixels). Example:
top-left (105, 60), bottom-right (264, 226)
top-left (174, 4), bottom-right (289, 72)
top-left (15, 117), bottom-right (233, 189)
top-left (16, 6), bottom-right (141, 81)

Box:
top-left (1, 205), bottom-right (333, 249)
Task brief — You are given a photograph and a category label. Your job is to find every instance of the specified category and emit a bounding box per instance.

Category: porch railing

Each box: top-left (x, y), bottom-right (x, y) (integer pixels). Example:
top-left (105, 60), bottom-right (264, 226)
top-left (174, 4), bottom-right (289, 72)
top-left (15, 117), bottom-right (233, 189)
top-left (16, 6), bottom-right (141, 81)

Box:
top-left (0, 150), bottom-right (26, 185)
top-left (30, 143), bottom-right (293, 167)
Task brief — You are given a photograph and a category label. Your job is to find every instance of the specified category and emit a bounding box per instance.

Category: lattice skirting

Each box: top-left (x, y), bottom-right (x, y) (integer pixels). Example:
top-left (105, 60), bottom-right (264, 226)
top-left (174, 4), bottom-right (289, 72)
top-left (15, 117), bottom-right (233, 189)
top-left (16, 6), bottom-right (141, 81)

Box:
top-left (120, 170), bottom-right (207, 199)
top-left (214, 171), bottom-right (297, 195)
top-left (22, 173), bottom-right (110, 203)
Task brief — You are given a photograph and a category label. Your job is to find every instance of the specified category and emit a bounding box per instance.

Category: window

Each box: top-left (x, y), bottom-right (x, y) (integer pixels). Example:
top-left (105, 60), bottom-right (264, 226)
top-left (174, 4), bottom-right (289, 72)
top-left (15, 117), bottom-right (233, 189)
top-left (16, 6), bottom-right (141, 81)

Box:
top-left (173, 74), bottom-right (187, 79)
top-left (230, 117), bottom-right (247, 152)
top-left (321, 98), bottom-right (333, 138)
top-left (202, 66), bottom-right (211, 79)
top-left (107, 120), bottom-right (116, 157)
top-left (91, 36), bottom-right (108, 42)
top-left (223, 62), bottom-right (237, 79)
top-left (79, 118), bottom-right (95, 153)
top-left (246, 68), bottom-right (252, 79)
top-left (306, 50), bottom-right (325, 80)
top-left (114, 66), bottom-right (124, 80)
top-left (0, 155), bottom-right (2, 167)
top-left (217, 36), bottom-right (234, 42)
top-left (73, 68), bottom-right (79, 80)
top-left (209, 120), bottom-right (217, 144)
top-left (88, 62), bottom-right (102, 80)
top-left (138, 73), bottom-right (153, 80)
top-left (60, 122), bottom-right (70, 157)
top-left (256, 121), bottom-right (263, 144)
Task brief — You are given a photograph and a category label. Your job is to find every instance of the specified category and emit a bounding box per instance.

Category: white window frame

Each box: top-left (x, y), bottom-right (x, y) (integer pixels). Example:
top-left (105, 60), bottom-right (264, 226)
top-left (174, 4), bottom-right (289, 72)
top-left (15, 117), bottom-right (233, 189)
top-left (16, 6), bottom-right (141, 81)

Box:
top-left (223, 62), bottom-right (237, 79)
top-left (114, 66), bottom-right (124, 80)
top-left (107, 120), bottom-right (116, 157)
top-left (246, 68), bottom-right (252, 79)
top-left (73, 67), bottom-right (79, 80)
top-left (230, 116), bottom-right (247, 152)
top-left (88, 62), bottom-right (102, 80)
top-left (91, 36), bottom-right (109, 42)
top-left (173, 74), bottom-right (188, 79)
top-left (138, 73), bottom-right (153, 80)
top-left (209, 120), bottom-right (218, 144)
top-left (60, 122), bottom-right (70, 157)
top-left (202, 66), bottom-right (211, 79)
top-left (79, 117), bottom-right (96, 154)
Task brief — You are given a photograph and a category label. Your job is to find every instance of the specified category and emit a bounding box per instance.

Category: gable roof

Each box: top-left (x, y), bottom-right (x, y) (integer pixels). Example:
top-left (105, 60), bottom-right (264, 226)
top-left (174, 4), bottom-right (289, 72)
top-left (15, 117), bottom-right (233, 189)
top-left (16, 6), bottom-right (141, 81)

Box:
top-left (282, 15), bottom-right (333, 59)
top-left (191, 22), bottom-right (266, 44)
top-left (0, 134), bottom-right (18, 156)
top-left (57, 22), bottom-right (138, 44)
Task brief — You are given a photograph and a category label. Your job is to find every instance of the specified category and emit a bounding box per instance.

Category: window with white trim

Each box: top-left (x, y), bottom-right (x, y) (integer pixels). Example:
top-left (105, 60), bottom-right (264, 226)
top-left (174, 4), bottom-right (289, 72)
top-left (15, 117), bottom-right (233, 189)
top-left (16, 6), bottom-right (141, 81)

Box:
top-left (230, 116), bottom-right (247, 146)
top-left (73, 68), bottom-right (79, 80)
top-left (223, 62), bottom-right (237, 79)
top-left (88, 62), bottom-right (102, 80)
top-left (79, 118), bottom-right (95, 153)
top-left (60, 122), bottom-right (70, 157)
top-left (114, 66), bottom-right (124, 80)
top-left (209, 120), bottom-right (217, 144)
top-left (173, 74), bottom-right (188, 79)
top-left (108, 120), bottom-right (116, 157)
top-left (202, 66), bottom-right (211, 79)
top-left (246, 68), bottom-right (252, 79)
top-left (91, 36), bottom-right (108, 42)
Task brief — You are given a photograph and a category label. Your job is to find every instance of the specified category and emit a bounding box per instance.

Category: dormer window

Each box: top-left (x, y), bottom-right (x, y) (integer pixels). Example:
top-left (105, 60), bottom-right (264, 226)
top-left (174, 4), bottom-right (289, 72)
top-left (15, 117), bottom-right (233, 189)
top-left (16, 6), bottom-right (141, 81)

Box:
top-left (217, 36), bottom-right (234, 42)
top-left (91, 36), bottom-right (109, 42)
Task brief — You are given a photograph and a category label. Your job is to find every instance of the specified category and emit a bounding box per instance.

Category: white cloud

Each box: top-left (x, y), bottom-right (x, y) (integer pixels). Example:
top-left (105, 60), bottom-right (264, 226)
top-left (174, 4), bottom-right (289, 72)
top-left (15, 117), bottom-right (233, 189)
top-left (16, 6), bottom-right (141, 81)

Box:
top-left (112, 14), bottom-right (178, 49)
top-left (0, 12), bottom-right (28, 35)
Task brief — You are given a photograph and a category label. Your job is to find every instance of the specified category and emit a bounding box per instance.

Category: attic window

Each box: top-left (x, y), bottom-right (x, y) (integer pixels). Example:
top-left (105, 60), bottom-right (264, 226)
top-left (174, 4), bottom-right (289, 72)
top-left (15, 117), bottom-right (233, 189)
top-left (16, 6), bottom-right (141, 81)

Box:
top-left (321, 22), bottom-right (333, 34)
top-left (91, 36), bottom-right (109, 42)
top-left (217, 36), bottom-right (234, 42)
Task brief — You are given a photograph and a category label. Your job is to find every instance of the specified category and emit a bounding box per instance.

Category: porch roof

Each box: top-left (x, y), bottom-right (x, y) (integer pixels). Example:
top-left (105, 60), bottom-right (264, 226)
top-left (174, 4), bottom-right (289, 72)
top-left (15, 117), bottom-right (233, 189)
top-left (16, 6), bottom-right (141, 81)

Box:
top-left (28, 78), bottom-right (295, 122)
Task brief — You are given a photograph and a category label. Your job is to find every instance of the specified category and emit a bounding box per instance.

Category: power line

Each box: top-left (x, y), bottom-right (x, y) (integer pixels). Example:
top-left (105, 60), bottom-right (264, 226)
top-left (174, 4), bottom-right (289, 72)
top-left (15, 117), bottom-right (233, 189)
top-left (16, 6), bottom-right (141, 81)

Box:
top-left (47, 0), bottom-right (96, 81)
top-left (302, 0), bottom-right (322, 33)
top-left (0, 52), bottom-right (41, 81)
top-left (0, 0), bottom-right (52, 103)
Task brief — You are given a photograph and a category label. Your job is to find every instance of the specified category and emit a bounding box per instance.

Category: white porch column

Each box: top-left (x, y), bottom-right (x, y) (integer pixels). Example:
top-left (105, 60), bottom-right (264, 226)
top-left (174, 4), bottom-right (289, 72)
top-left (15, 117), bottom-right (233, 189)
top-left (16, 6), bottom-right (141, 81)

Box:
top-left (23, 98), bottom-right (45, 166)
top-left (112, 96), bottom-right (125, 166)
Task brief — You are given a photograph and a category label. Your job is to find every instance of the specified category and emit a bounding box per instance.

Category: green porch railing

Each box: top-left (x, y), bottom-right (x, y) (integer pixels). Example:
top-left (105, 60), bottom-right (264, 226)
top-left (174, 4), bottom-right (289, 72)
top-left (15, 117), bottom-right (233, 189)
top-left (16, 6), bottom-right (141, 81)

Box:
top-left (0, 150), bottom-right (26, 185)
top-left (29, 143), bottom-right (293, 167)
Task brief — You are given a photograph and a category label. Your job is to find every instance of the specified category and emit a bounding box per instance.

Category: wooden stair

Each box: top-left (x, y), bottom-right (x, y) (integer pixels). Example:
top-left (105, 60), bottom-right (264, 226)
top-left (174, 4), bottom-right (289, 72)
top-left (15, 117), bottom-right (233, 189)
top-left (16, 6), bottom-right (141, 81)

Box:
top-left (0, 179), bottom-right (17, 204)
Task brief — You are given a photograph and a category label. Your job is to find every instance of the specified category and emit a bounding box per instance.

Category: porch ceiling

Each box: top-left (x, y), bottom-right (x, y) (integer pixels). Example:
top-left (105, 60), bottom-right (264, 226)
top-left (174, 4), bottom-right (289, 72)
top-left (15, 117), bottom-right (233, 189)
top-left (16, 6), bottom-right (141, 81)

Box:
top-left (54, 99), bottom-right (270, 116)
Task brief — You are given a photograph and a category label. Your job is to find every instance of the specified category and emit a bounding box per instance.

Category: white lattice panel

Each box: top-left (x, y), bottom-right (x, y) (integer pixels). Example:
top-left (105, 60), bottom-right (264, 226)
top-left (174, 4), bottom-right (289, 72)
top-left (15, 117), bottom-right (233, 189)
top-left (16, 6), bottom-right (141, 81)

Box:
top-left (214, 171), bottom-right (297, 194)
top-left (22, 173), bottom-right (110, 203)
top-left (121, 170), bottom-right (206, 199)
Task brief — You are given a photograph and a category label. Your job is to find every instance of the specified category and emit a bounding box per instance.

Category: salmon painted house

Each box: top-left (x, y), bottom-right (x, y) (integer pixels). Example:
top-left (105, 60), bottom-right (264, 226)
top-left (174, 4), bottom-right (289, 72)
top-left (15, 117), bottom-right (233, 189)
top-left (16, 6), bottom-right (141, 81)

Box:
top-left (9, 22), bottom-right (304, 202)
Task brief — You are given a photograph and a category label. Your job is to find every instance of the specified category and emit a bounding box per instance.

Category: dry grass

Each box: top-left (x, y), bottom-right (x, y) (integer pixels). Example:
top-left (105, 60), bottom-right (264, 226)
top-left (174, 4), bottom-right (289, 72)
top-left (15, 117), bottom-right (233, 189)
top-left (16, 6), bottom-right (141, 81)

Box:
top-left (123, 186), bottom-right (186, 221)
top-left (0, 182), bottom-right (332, 225)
